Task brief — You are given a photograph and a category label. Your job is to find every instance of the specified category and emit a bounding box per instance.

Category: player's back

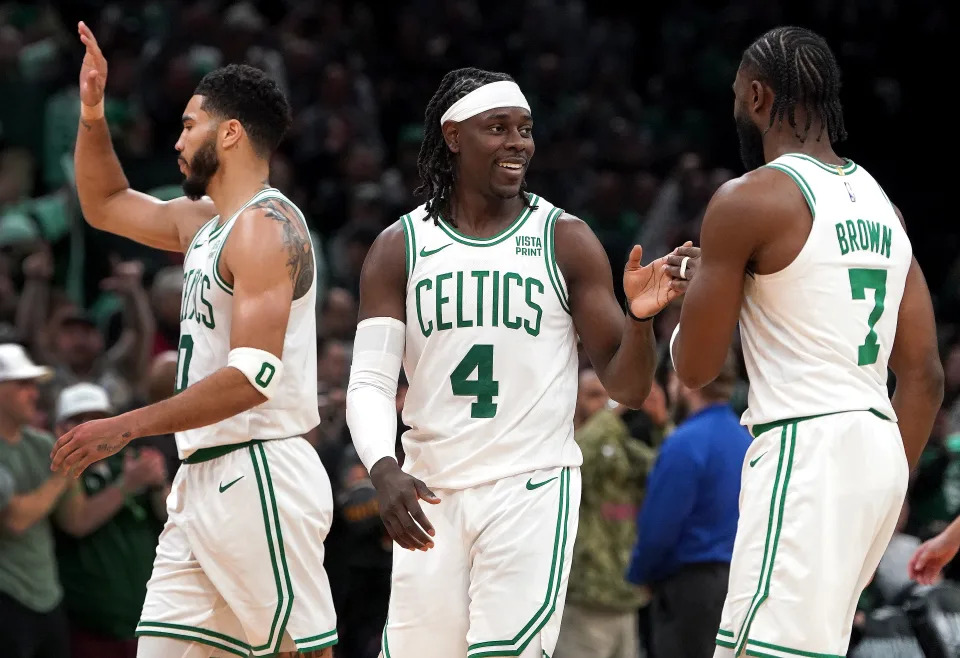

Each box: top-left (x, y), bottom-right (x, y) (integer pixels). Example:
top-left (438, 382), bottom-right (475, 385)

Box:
top-left (173, 187), bottom-right (320, 459)
top-left (739, 154), bottom-right (911, 428)
top-left (400, 194), bottom-right (582, 489)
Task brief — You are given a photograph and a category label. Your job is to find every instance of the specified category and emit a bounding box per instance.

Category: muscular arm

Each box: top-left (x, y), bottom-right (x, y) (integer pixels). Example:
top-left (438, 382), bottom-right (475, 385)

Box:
top-left (75, 116), bottom-right (213, 252)
top-left (671, 178), bottom-right (774, 388)
top-left (556, 215), bottom-right (656, 408)
top-left (888, 207), bottom-right (943, 471)
top-left (122, 200), bottom-right (308, 436)
top-left (350, 222), bottom-right (407, 473)
top-left (1, 476), bottom-right (70, 535)
top-left (51, 199), bottom-right (310, 473)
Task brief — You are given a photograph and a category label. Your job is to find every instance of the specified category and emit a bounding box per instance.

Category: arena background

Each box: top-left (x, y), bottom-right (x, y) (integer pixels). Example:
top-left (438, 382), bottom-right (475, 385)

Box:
top-left (0, 1), bottom-right (956, 657)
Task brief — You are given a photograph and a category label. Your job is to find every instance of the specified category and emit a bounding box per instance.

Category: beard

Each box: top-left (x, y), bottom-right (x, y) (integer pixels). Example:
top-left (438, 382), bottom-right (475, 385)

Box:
top-left (181, 138), bottom-right (220, 200)
top-left (735, 113), bottom-right (767, 172)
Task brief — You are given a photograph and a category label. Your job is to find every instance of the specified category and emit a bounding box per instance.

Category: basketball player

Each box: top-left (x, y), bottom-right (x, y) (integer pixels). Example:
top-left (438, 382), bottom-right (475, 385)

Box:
top-left (346, 67), bottom-right (698, 658)
top-left (49, 22), bottom-right (336, 658)
top-left (669, 27), bottom-right (944, 657)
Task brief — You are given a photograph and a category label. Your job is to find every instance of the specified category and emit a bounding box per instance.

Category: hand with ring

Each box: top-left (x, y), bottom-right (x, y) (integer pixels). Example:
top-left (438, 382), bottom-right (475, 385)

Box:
top-left (664, 241), bottom-right (701, 293)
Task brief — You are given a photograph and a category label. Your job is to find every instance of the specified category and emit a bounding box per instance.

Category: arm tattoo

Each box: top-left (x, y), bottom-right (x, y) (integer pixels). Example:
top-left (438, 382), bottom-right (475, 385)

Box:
top-left (80, 119), bottom-right (92, 131)
top-left (250, 197), bottom-right (315, 299)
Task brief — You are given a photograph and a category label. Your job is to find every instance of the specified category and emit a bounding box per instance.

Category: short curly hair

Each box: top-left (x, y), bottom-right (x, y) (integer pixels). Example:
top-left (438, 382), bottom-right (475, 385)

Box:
top-left (194, 64), bottom-right (291, 158)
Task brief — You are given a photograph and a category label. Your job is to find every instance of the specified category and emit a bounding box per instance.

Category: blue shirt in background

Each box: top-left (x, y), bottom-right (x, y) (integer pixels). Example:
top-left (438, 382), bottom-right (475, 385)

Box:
top-left (627, 403), bottom-right (752, 585)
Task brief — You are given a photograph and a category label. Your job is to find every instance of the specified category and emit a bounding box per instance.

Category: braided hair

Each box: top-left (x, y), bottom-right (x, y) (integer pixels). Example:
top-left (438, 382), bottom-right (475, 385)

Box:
top-left (415, 67), bottom-right (534, 224)
top-left (742, 26), bottom-right (847, 144)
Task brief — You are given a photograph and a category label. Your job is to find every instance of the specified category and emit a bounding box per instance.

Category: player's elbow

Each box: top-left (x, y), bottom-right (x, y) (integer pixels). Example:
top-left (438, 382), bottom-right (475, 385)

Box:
top-left (607, 379), bottom-right (653, 410)
top-left (895, 352), bottom-right (944, 407)
top-left (676, 365), bottom-right (717, 391)
top-left (916, 356), bottom-right (945, 406)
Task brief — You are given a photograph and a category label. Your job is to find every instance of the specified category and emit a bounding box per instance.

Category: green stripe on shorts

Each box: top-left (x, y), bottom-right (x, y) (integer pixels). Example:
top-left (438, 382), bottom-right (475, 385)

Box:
top-left (735, 423), bottom-right (796, 655)
top-left (135, 621), bottom-right (250, 656)
top-left (249, 443), bottom-right (295, 656)
top-left (466, 468), bottom-right (571, 658)
top-left (295, 629), bottom-right (339, 652)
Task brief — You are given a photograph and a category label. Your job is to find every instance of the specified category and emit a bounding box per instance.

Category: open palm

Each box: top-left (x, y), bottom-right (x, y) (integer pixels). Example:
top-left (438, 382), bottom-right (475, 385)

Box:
top-left (623, 245), bottom-right (681, 320)
top-left (77, 21), bottom-right (108, 108)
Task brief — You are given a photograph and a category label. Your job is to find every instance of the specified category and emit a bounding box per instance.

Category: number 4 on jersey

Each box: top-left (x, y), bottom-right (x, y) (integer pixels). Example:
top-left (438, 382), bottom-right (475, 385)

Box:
top-left (451, 344), bottom-right (499, 418)
top-left (848, 268), bottom-right (887, 366)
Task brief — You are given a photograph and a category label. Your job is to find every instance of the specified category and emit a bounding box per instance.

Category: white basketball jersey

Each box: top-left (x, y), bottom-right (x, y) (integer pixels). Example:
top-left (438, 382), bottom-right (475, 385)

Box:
top-left (174, 188), bottom-right (320, 459)
top-left (400, 194), bottom-right (582, 489)
top-left (739, 154), bottom-right (911, 428)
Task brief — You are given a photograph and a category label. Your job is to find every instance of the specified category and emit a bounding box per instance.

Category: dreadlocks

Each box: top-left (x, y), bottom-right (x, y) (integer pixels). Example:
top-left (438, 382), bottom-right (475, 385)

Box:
top-left (415, 67), bottom-right (534, 225)
top-left (742, 26), bottom-right (847, 144)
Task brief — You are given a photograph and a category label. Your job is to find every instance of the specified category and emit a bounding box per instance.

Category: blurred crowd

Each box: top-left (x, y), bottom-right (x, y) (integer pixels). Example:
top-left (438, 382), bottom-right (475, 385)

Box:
top-left (0, 1), bottom-right (957, 657)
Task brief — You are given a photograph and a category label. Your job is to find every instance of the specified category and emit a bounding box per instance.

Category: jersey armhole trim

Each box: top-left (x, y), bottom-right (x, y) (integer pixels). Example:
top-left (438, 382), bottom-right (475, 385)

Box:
top-left (184, 217), bottom-right (216, 259)
top-left (765, 163), bottom-right (816, 219)
top-left (212, 230), bottom-right (234, 295)
top-left (543, 208), bottom-right (571, 314)
top-left (400, 213), bottom-right (416, 281)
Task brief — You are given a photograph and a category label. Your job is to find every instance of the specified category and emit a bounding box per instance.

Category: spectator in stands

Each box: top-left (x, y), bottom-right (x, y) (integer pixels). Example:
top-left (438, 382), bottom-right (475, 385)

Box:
top-left (555, 369), bottom-right (655, 658)
top-left (136, 350), bottom-right (181, 484)
top-left (0, 343), bottom-right (76, 658)
top-left (53, 382), bottom-right (169, 658)
top-left (148, 265), bottom-right (183, 356)
top-left (627, 352), bottom-right (750, 658)
top-left (18, 257), bottom-right (155, 412)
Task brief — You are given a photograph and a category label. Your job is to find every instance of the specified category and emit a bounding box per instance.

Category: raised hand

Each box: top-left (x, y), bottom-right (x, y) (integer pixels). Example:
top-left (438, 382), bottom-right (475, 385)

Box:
top-left (623, 245), bottom-right (682, 320)
top-left (77, 21), bottom-right (108, 111)
top-left (100, 258), bottom-right (145, 294)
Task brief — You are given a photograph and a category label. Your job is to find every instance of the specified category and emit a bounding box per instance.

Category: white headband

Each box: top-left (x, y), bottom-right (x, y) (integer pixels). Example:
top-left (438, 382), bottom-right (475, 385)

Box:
top-left (439, 80), bottom-right (531, 126)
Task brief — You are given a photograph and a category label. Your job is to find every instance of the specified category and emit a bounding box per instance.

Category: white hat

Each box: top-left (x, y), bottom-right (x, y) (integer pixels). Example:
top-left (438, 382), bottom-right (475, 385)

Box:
top-left (0, 343), bottom-right (52, 383)
top-left (56, 382), bottom-right (113, 424)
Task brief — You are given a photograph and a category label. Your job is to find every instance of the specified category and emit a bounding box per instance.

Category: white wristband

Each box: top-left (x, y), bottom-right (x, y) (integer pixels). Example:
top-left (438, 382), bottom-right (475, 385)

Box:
top-left (228, 347), bottom-right (284, 400)
top-left (80, 100), bottom-right (105, 121)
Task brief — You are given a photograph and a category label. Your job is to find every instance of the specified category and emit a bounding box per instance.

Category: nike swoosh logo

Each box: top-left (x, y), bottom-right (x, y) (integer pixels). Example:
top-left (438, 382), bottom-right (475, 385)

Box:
top-left (420, 244), bottom-right (452, 257)
top-left (526, 476), bottom-right (558, 490)
top-left (749, 452), bottom-right (768, 468)
top-left (219, 476), bottom-right (244, 493)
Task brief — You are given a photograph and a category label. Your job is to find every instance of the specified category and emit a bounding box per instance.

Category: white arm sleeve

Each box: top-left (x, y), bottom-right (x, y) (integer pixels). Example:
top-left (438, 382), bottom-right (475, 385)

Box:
top-left (346, 317), bottom-right (406, 473)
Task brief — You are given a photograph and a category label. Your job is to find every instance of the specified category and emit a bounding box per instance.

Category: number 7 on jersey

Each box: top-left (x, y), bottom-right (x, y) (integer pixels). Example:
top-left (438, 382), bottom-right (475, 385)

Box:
top-left (848, 268), bottom-right (887, 366)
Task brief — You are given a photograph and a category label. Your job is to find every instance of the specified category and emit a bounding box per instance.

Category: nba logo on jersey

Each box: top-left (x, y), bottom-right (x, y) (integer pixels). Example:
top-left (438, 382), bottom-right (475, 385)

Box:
top-left (844, 182), bottom-right (856, 203)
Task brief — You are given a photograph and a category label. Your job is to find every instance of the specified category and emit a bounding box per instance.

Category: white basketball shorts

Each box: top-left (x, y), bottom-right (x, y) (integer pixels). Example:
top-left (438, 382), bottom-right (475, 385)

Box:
top-left (714, 410), bottom-right (908, 658)
top-left (381, 465), bottom-right (581, 658)
top-left (136, 437), bottom-right (337, 656)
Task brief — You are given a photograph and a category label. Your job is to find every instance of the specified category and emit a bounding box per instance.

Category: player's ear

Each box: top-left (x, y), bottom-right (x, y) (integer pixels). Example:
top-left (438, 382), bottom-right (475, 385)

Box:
top-left (221, 118), bottom-right (244, 150)
top-left (441, 122), bottom-right (460, 154)
top-left (749, 80), bottom-right (767, 115)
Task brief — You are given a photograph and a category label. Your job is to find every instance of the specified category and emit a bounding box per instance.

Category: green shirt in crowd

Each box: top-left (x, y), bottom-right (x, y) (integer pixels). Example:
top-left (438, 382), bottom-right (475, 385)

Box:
top-left (56, 448), bottom-right (164, 639)
top-left (0, 427), bottom-right (65, 613)
top-left (566, 410), bottom-right (655, 611)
